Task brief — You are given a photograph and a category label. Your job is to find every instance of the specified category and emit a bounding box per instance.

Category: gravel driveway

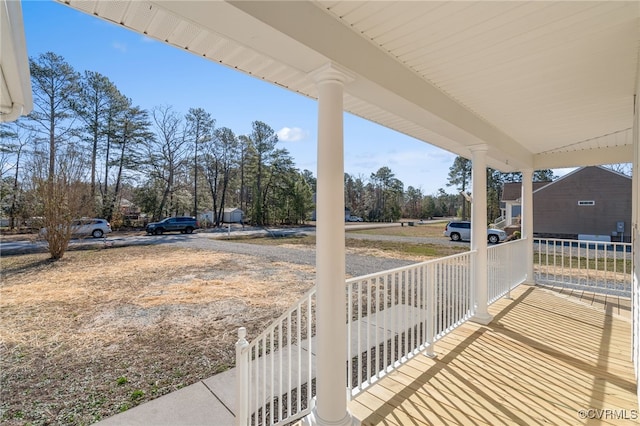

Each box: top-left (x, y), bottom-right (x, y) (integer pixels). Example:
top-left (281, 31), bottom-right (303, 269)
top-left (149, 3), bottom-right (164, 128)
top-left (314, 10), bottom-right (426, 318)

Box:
top-left (0, 225), bottom-right (463, 278)
top-left (181, 236), bottom-right (417, 278)
top-left (182, 225), bottom-right (470, 277)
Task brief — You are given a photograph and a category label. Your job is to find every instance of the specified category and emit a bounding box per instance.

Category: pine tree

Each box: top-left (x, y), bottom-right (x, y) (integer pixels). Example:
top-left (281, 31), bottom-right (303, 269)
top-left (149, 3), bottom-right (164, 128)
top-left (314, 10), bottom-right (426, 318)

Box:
top-left (446, 156), bottom-right (471, 220)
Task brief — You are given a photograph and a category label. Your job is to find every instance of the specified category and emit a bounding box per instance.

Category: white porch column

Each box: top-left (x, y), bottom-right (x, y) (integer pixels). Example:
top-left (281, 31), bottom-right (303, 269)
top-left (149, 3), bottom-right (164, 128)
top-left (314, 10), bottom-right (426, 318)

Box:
top-left (521, 169), bottom-right (535, 285)
top-left (632, 55), bottom-right (640, 393)
top-left (469, 144), bottom-right (493, 325)
top-left (307, 63), bottom-right (356, 426)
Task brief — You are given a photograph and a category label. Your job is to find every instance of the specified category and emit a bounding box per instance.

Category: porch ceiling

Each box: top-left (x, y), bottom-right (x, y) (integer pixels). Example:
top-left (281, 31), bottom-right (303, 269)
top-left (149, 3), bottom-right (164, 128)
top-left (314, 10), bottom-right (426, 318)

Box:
top-left (1, 0), bottom-right (32, 122)
top-left (58, 0), bottom-right (640, 172)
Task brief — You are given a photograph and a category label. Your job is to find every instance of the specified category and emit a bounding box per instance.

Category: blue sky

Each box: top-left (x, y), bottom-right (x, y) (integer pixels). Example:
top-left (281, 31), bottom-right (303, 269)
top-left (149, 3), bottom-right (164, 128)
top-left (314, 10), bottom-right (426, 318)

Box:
top-left (22, 0), bottom-right (466, 195)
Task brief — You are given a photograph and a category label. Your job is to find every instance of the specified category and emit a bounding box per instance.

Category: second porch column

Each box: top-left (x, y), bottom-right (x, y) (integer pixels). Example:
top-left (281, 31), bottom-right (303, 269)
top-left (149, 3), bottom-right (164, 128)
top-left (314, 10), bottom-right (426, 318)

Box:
top-left (521, 169), bottom-right (535, 284)
top-left (470, 144), bottom-right (493, 325)
top-left (309, 63), bottom-right (355, 426)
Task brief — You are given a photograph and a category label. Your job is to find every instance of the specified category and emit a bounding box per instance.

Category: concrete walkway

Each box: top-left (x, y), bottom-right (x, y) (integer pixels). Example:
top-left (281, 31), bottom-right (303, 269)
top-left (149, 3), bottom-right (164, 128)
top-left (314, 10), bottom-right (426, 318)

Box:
top-left (96, 369), bottom-right (238, 426)
top-left (95, 302), bottom-right (423, 426)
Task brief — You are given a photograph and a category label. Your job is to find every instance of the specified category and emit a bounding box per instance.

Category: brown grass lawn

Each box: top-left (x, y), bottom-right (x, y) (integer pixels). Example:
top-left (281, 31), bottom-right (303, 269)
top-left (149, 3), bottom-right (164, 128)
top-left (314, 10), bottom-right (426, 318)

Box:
top-left (231, 221), bottom-right (461, 261)
top-left (0, 221), bottom-right (459, 425)
top-left (348, 220), bottom-right (449, 238)
top-left (0, 245), bottom-right (315, 425)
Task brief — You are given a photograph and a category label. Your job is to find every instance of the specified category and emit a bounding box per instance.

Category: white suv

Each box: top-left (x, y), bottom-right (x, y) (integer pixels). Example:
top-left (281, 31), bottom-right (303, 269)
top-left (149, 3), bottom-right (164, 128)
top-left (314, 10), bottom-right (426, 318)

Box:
top-left (40, 218), bottom-right (112, 239)
top-left (71, 218), bottom-right (112, 238)
top-left (444, 221), bottom-right (506, 244)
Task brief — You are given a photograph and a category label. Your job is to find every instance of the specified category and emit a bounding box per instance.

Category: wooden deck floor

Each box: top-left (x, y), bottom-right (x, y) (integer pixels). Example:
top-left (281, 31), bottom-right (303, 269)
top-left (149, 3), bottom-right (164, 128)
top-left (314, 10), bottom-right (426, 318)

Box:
top-left (348, 285), bottom-right (637, 425)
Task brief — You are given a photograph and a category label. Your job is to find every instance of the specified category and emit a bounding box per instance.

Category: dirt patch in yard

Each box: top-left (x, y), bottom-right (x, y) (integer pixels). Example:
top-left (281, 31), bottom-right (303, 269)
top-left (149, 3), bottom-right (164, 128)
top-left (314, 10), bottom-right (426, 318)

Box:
top-left (0, 246), bottom-right (315, 425)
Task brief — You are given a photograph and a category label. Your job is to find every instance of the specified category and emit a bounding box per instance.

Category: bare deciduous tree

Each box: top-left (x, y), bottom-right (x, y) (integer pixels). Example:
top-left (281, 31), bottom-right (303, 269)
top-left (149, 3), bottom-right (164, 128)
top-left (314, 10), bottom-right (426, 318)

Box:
top-left (27, 52), bottom-right (81, 259)
top-left (148, 105), bottom-right (189, 220)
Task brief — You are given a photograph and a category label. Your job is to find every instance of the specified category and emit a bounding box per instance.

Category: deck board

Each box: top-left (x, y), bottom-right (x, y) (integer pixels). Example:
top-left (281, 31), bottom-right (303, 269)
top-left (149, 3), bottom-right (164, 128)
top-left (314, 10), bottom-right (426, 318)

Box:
top-left (349, 285), bottom-right (637, 425)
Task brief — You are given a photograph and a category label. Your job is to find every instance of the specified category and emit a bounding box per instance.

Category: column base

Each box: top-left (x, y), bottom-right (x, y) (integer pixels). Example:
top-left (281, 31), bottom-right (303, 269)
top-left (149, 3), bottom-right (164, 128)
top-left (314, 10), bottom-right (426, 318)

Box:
top-left (424, 344), bottom-right (437, 358)
top-left (302, 405), bottom-right (360, 426)
top-left (470, 312), bottom-right (494, 325)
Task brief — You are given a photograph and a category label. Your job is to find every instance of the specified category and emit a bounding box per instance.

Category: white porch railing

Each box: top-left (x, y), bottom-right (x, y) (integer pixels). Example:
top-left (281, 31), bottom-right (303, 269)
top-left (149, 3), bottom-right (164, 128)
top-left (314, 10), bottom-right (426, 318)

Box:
top-left (534, 238), bottom-right (633, 297)
top-left (492, 216), bottom-right (507, 229)
top-left (235, 287), bottom-right (317, 426)
top-left (488, 239), bottom-right (528, 303)
top-left (235, 239), bottom-right (532, 425)
top-left (345, 251), bottom-right (474, 398)
top-left (235, 237), bottom-right (635, 425)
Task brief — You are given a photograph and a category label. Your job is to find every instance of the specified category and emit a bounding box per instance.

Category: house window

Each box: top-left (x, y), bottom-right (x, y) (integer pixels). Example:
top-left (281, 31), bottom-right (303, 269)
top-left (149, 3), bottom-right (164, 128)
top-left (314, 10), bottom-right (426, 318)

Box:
top-left (578, 200), bottom-right (595, 206)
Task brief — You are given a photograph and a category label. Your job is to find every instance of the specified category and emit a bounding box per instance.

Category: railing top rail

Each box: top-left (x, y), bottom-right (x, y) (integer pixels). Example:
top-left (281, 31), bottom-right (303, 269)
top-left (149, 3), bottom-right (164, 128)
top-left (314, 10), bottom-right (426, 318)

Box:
top-left (534, 237), bottom-right (631, 247)
top-left (487, 238), bottom-right (528, 250)
top-left (247, 249), bottom-right (482, 344)
top-left (345, 249), bottom-right (476, 285)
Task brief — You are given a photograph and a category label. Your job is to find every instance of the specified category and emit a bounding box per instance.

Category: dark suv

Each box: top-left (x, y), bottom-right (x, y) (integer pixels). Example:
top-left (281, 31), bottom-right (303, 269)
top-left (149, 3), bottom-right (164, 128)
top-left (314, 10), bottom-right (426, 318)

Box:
top-left (146, 216), bottom-right (199, 235)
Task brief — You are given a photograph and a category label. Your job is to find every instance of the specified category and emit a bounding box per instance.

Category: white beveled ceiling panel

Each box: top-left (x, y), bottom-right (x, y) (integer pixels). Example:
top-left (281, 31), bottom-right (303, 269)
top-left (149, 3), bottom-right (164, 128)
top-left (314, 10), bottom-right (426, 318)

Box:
top-left (1, 0), bottom-right (32, 122)
top-left (320, 1), bottom-right (638, 160)
top-left (59, 1), bottom-right (324, 97)
top-left (57, 0), bottom-right (639, 171)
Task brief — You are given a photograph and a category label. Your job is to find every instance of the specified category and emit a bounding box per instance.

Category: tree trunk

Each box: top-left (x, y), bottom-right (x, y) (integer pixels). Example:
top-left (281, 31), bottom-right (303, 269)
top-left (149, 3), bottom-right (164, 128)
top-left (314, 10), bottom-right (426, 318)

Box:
top-left (107, 130), bottom-right (128, 222)
top-left (9, 145), bottom-right (22, 230)
top-left (90, 107), bottom-right (99, 214)
top-left (157, 170), bottom-right (173, 220)
top-left (102, 121), bottom-right (112, 217)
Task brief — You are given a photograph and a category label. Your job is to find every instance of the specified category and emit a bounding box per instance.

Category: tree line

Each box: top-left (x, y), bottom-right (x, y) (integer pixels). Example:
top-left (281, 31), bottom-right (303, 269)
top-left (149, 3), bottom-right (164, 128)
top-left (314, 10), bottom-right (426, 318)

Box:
top-left (0, 52), bottom-right (319, 257)
top-left (1, 52), bottom-right (566, 258)
top-left (344, 159), bottom-right (557, 224)
top-left (444, 156), bottom-right (556, 221)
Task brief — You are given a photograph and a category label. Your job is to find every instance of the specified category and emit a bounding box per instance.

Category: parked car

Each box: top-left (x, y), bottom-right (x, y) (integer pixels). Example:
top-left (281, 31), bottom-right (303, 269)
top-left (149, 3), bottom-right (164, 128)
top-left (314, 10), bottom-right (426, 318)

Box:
top-left (40, 218), bottom-right (112, 238)
top-left (75, 218), bottom-right (112, 238)
top-left (146, 216), bottom-right (199, 235)
top-left (444, 221), bottom-right (507, 244)
top-left (347, 216), bottom-right (363, 222)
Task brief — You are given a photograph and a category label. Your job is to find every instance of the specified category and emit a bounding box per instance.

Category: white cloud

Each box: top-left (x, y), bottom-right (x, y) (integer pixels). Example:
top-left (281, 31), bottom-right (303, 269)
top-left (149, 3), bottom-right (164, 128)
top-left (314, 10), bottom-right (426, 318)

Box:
top-left (277, 127), bottom-right (307, 142)
top-left (111, 41), bottom-right (127, 53)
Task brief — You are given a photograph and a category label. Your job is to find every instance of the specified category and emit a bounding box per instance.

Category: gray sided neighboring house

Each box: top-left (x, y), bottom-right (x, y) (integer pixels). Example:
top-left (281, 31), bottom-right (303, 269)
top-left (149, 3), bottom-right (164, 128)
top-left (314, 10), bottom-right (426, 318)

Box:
top-left (502, 166), bottom-right (632, 242)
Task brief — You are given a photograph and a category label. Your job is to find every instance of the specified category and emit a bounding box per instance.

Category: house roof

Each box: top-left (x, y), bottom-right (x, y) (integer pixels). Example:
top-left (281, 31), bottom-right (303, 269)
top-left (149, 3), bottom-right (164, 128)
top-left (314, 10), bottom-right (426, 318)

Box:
top-left (54, 1), bottom-right (639, 172)
top-left (502, 181), bottom-right (551, 202)
top-left (0, 0), bottom-right (32, 122)
top-left (502, 165), bottom-right (632, 202)
top-left (531, 165), bottom-right (632, 194)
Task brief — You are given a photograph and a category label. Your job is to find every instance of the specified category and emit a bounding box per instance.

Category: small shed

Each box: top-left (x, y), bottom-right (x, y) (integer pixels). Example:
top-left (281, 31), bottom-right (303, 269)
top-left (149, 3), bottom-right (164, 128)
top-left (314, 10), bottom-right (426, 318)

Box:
top-left (223, 208), bottom-right (244, 223)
